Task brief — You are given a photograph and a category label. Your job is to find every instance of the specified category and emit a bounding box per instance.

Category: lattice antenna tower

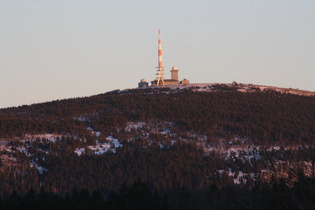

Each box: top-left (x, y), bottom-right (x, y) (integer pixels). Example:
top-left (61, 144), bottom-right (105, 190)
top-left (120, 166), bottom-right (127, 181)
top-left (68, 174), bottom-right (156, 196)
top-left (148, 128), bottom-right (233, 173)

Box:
top-left (156, 30), bottom-right (165, 85)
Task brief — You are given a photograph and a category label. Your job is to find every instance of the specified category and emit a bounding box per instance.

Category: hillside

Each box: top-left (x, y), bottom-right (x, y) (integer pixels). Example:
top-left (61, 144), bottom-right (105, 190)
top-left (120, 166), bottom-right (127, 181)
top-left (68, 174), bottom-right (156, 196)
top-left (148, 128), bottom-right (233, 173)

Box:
top-left (0, 83), bottom-right (315, 209)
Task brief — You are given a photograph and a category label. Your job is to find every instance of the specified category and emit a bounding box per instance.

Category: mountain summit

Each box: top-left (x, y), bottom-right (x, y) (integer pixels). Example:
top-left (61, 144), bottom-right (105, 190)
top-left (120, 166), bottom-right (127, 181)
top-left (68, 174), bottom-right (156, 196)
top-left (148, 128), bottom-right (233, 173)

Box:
top-left (0, 83), bottom-right (314, 209)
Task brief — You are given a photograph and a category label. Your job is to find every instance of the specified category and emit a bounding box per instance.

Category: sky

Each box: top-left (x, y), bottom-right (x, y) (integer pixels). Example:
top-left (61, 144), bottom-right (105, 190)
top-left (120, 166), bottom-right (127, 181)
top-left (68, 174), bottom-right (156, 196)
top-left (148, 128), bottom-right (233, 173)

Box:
top-left (1, 0), bottom-right (315, 108)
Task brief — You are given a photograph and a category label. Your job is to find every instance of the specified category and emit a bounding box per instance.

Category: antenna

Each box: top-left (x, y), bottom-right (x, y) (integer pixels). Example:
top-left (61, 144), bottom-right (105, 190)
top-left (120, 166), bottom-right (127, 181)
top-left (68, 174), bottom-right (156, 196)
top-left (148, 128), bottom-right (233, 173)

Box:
top-left (156, 29), bottom-right (165, 85)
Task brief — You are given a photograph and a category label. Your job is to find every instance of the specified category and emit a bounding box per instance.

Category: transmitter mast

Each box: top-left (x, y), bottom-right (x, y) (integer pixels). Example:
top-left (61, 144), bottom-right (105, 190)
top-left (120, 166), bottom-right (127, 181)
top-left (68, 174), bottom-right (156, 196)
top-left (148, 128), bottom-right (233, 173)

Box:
top-left (156, 30), bottom-right (165, 85)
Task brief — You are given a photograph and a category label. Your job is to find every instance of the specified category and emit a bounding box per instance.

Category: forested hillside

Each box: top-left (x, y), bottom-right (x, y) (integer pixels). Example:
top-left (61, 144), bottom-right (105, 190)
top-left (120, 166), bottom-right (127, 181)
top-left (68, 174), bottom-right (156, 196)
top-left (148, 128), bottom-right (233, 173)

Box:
top-left (1, 85), bottom-right (315, 145)
top-left (0, 84), bottom-right (314, 209)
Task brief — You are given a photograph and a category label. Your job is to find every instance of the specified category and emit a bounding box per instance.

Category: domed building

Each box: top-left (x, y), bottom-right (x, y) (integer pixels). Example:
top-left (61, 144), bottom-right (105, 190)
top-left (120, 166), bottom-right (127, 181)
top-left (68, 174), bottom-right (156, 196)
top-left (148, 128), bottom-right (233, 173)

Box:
top-left (171, 66), bottom-right (179, 80)
top-left (138, 79), bottom-right (149, 88)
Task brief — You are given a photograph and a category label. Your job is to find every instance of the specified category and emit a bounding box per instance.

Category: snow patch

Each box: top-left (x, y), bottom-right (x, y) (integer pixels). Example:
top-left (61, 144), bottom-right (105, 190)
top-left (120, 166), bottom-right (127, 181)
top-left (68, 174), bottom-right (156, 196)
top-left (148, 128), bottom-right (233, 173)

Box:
top-left (74, 136), bottom-right (122, 156)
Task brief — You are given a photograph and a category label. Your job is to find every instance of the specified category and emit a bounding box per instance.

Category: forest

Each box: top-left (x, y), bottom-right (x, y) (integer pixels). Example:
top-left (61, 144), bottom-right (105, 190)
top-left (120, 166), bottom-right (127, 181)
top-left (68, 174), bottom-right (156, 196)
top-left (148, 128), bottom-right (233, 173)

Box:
top-left (1, 86), bottom-right (315, 145)
top-left (0, 85), bottom-right (314, 209)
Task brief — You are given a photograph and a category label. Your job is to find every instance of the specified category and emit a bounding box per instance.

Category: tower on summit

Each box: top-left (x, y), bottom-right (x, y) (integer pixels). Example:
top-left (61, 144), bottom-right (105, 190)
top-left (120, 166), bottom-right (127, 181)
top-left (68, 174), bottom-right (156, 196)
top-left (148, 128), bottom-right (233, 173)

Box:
top-left (170, 66), bottom-right (179, 81)
top-left (156, 30), bottom-right (165, 86)
top-left (139, 30), bottom-right (189, 88)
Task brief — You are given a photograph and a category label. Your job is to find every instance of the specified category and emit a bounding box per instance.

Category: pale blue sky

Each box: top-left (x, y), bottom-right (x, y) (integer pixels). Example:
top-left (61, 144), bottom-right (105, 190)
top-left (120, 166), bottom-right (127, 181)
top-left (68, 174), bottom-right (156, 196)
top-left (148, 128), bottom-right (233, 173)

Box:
top-left (1, 0), bottom-right (315, 108)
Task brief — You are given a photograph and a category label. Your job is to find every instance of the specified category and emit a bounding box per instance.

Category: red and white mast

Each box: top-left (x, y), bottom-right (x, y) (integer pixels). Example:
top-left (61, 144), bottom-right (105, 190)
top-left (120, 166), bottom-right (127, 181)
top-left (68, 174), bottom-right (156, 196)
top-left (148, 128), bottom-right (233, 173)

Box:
top-left (156, 29), bottom-right (165, 85)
